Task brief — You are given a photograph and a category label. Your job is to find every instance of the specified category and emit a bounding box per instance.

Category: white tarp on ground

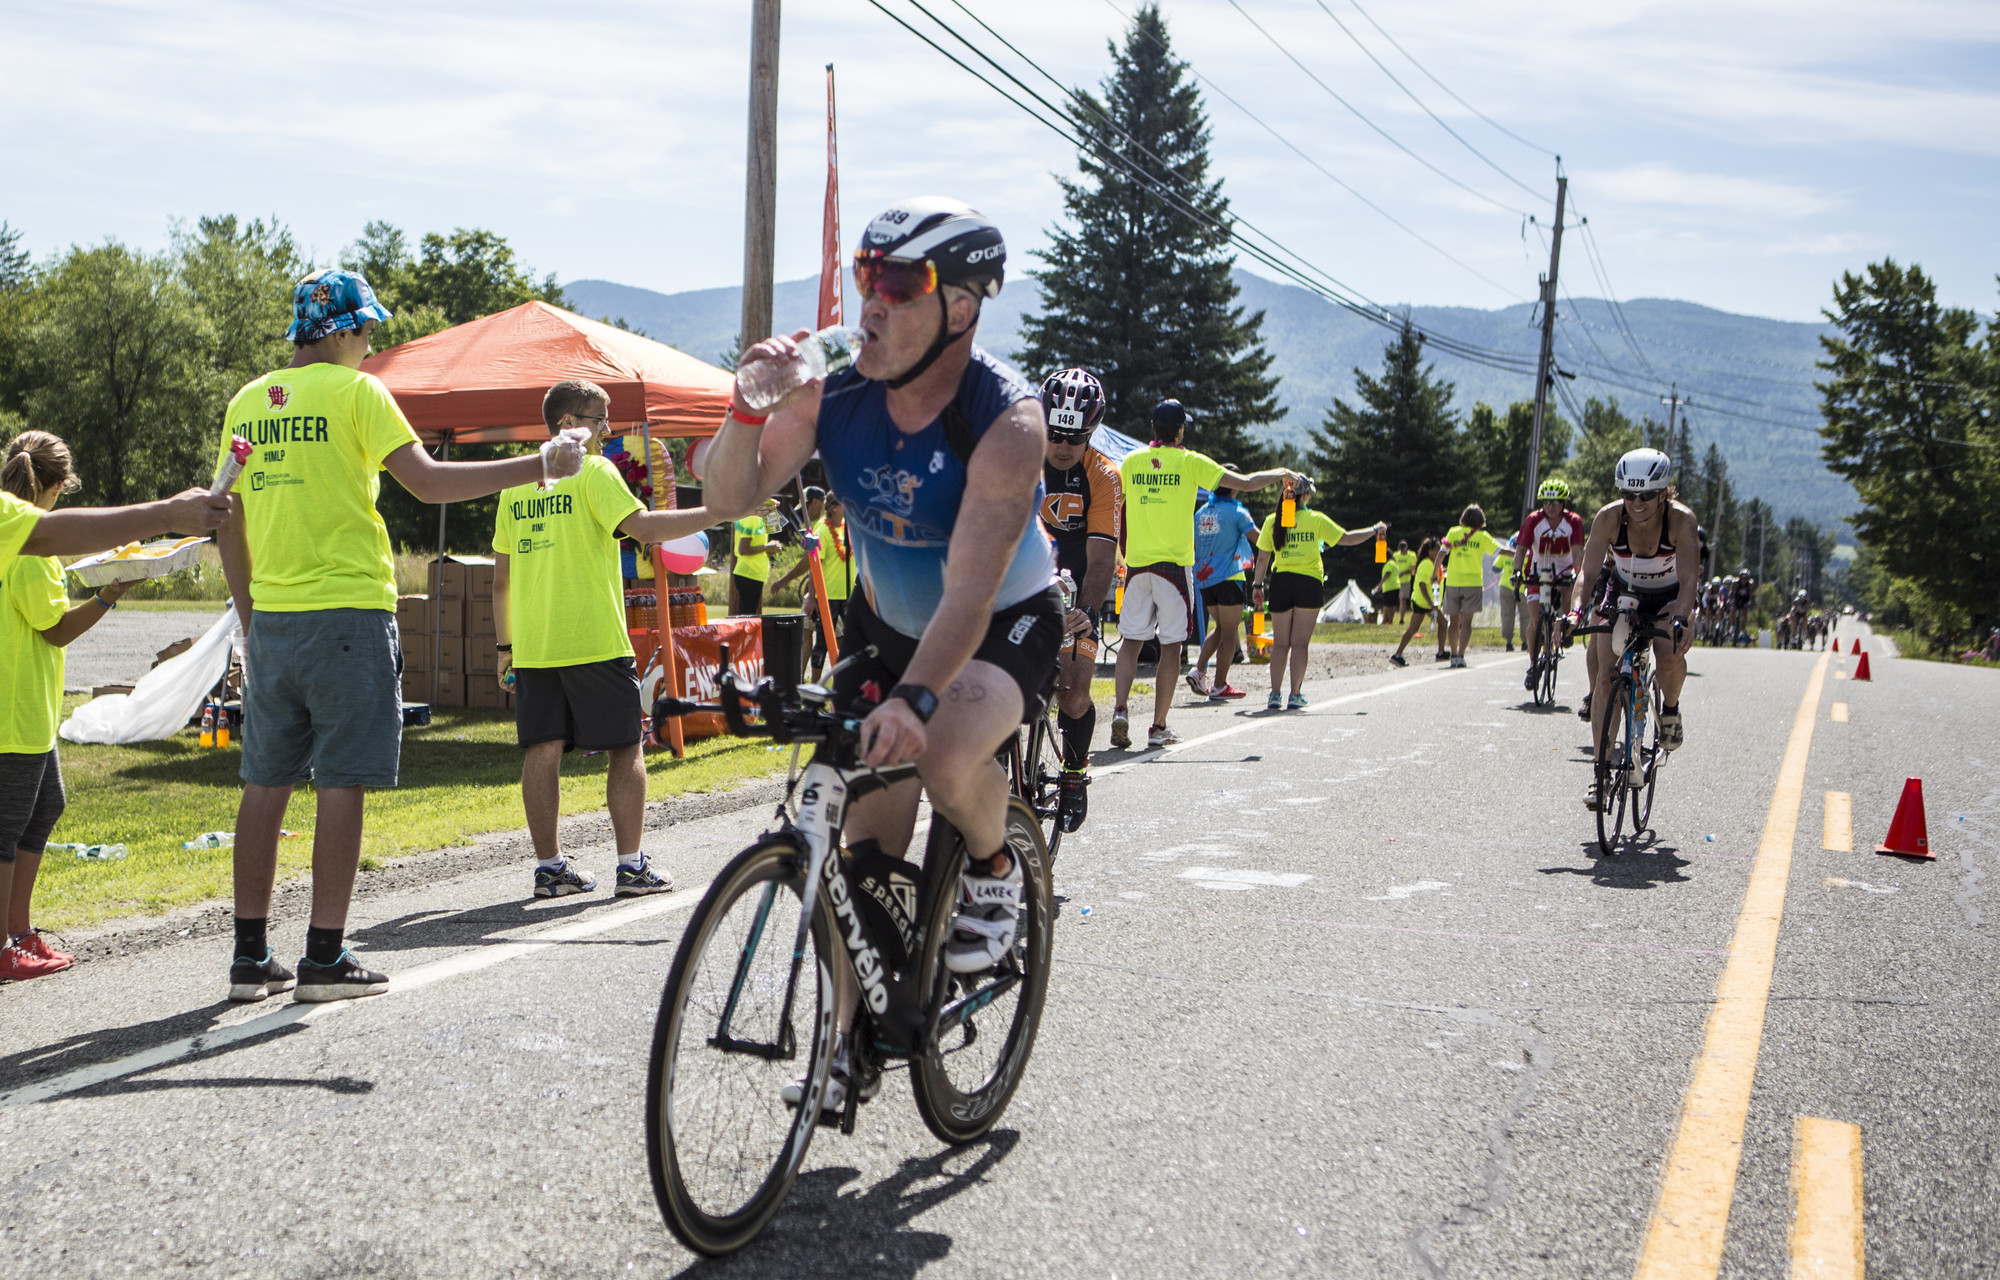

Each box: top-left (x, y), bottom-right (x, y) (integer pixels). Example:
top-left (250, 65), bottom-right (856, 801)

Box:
top-left (1318, 578), bottom-right (1374, 623)
top-left (60, 605), bottom-right (239, 745)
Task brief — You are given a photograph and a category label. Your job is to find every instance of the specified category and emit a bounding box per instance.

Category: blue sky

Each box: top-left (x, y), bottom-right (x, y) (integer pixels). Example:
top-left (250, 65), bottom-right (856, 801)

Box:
top-left (4, 0), bottom-right (1996, 322)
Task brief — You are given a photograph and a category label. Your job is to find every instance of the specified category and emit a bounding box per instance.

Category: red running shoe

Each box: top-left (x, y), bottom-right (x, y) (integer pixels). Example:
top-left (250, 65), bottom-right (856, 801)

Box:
top-left (17, 930), bottom-right (75, 971)
top-left (1209, 683), bottom-right (1250, 701)
top-left (0, 942), bottom-right (67, 981)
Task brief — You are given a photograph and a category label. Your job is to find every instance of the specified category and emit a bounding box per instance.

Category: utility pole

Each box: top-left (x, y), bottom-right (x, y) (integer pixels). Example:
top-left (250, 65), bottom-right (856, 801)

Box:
top-left (1659, 385), bottom-right (1688, 468)
top-left (1522, 170), bottom-right (1567, 521)
top-left (1712, 460), bottom-right (1728, 568)
top-left (739, 0), bottom-right (781, 353)
top-left (1756, 504), bottom-right (1767, 581)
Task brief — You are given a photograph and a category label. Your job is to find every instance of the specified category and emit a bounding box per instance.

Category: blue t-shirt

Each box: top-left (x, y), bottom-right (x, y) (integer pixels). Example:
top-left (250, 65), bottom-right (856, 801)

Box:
top-left (1192, 492), bottom-right (1258, 589)
top-left (815, 347), bottom-right (1055, 638)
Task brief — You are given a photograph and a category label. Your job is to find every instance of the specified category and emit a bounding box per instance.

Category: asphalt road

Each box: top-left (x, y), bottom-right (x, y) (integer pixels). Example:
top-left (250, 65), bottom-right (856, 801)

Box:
top-left (2, 624), bottom-right (1995, 1279)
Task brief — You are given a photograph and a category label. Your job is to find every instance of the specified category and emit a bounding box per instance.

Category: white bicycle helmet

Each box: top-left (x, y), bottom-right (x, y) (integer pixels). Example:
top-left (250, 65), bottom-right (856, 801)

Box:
top-left (1614, 448), bottom-right (1672, 494)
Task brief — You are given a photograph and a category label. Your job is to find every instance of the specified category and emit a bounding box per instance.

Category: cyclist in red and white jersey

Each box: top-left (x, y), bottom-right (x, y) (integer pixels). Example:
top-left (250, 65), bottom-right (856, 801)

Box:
top-left (1513, 476), bottom-right (1585, 691)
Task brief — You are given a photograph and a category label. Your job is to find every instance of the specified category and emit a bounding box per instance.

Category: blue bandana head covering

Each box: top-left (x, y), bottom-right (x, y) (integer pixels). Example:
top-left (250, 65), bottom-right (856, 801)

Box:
top-left (286, 268), bottom-right (393, 342)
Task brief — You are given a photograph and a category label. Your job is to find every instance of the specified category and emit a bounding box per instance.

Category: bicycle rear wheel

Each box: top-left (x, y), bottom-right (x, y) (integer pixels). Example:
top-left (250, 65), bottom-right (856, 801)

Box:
top-left (1594, 680), bottom-right (1632, 856)
top-left (647, 837), bottom-right (836, 1256)
top-left (910, 798), bottom-right (1054, 1145)
top-left (1537, 623), bottom-right (1561, 708)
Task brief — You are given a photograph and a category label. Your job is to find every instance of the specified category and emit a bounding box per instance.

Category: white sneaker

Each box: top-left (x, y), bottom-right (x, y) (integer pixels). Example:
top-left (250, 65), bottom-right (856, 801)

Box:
top-left (1185, 669), bottom-right (1210, 697)
top-left (1108, 711), bottom-right (1131, 750)
top-left (943, 853), bottom-right (1025, 974)
top-left (780, 1070), bottom-right (844, 1116)
top-left (1147, 723), bottom-right (1181, 749)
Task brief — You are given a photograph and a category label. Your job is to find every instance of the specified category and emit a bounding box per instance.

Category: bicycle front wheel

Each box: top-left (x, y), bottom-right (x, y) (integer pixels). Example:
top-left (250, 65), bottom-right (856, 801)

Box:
top-left (1537, 625), bottom-right (1562, 708)
top-left (1634, 680), bottom-right (1663, 832)
top-left (1595, 680), bottom-right (1632, 856)
top-left (647, 838), bottom-right (836, 1257)
top-left (910, 797), bottom-right (1055, 1145)
top-left (1022, 708), bottom-right (1068, 863)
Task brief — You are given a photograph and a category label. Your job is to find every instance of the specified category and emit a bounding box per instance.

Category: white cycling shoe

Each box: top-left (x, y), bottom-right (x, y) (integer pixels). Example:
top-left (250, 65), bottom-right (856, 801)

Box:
top-left (943, 853), bottom-right (1025, 974)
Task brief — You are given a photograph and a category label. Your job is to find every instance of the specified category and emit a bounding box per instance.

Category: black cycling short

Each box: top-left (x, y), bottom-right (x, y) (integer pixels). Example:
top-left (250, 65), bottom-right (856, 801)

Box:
top-left (514, 657), bottom-right (643, 752)
top-left (1265, 571), bottom-right (1324, 613)
top-left (1595, 577), bottom-right (1681, 622)
top-left (732, 574), bottom-right (764, 617)
top-left (1200, 579), bottom-right (1247, 609)
top-left (835, 587), bottom-right (1063, 724)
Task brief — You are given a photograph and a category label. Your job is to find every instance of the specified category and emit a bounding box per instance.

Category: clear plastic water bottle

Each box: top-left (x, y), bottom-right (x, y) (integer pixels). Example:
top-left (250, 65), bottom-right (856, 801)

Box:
top-left (183, 831), bottom-right (234, 850)
top-left (75, 843), bottom-right (128, 860)
top-left (734, 326), bottom-right (866, 414)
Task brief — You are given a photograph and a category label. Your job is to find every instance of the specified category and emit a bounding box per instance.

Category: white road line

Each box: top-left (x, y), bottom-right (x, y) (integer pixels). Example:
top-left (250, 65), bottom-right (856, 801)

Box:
top-left (2, 887), bottom-right (705, 1108)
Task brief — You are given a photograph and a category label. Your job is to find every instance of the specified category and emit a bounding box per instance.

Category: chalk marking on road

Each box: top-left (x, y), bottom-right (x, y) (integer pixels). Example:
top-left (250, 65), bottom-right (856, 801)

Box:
top-left (1, 887), bottom-right (705, 1109)
top-left (1094, 663), bottom-right (1487, 780)
top-left (1823, 792), bottom-right (1853, 852)
top-left (1633, 647), bottom-right (1830, 1280)
top-left (1823, 877), bottom-right (1898, 895)
top-left (1789, 1116), bottom-right (1864, 1279)
top-left (1830, 703), bottom-right (1848, 723)
top-left (1179, 867), bottom-right (1311, 889)
top-left (1365, 879), bottom-right (1451, 901)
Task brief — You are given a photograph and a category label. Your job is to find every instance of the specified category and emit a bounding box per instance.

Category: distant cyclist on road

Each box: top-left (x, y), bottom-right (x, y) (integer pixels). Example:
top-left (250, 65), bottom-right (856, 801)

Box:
top-left (1572, 449), bottom-right (1700, 812)
top-left (703, 197), bottom-right (1059, 1117)
top-left (1035, 367), bottom-right (1120, 831)
top-left (1514, 478), bottom-right (1585, 691)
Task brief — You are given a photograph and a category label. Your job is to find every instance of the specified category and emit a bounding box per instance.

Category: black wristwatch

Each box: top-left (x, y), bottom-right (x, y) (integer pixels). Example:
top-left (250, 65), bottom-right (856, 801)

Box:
top-left (887, 683), bottom-right (939, 723)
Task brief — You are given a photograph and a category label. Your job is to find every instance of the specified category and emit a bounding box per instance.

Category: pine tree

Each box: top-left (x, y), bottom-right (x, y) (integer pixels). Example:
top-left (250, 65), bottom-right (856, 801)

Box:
top-left (1016, 4), bottom-right (1282, 468)
top-left (1306, 322), bottom-right (1478, 550)
top-left (1465, 399), bottom-right (1572, 523)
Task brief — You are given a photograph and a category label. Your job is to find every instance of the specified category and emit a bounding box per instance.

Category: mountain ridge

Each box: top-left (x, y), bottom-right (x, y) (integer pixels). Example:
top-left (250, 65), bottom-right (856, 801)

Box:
top-left (566, 271), bottom-right (1850, 530)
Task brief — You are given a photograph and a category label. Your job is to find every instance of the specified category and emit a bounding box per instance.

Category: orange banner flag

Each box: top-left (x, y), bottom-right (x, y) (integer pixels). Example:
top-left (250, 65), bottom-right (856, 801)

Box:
top-left (817, 64), bottom-right (842, 331)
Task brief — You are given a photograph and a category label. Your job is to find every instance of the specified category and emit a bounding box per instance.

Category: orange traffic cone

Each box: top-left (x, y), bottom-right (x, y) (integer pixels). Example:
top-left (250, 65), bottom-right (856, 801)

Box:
top-left (1875, 777), bottom-right (1932, 859)
top-left (1854, 650), bottom-right (1872, 681)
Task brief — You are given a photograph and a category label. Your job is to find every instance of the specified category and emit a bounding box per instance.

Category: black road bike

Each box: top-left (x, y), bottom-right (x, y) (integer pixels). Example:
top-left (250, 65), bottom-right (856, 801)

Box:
top-left (1525, 568), bottom-right (1575, 708)
top-left (1576, 599), bottom-right (1677, 855)
top-left (645, 652), bottom-right (1055, 1256)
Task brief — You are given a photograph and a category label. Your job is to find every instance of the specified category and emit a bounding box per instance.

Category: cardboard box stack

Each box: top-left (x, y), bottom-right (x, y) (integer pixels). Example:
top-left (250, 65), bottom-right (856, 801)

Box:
top-left (400, 555), bottom-right (510, 710)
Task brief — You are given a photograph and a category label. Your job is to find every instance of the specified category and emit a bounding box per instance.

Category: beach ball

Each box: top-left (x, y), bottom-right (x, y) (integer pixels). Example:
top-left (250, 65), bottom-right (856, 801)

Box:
top-left (658, 531), bottom-right (709, 575)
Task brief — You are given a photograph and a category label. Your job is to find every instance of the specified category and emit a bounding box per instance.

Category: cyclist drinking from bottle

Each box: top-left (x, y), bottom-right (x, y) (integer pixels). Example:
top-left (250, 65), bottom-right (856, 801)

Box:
top-left (701, 197), bottom-right (1059, 1115)
top-left (1572, 449), bottom-right (1700, 812)
top-left (1035, 366), bottom-right (1120, 831)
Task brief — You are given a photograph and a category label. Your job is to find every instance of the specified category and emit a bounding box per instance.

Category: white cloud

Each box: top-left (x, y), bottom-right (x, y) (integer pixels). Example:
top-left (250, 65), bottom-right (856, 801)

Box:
top-left (1587, 163), bottom-right (1836, 218)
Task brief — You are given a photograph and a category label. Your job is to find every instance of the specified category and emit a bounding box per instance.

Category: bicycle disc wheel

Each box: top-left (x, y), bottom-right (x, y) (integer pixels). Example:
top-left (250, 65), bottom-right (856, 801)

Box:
top-left (647, 838), bottom-right (836, 1256)
top-left (1594, 681), bottom-right (1631, 856)
top-left (1024, 709), bottom-right (1067, 863)
top-left (910, 798), bottom-right (1055, 1145)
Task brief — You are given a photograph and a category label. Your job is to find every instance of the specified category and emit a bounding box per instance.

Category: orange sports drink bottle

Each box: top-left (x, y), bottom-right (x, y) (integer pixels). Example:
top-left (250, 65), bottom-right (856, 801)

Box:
top-left (217, 713), bottom-right (230, 749)
top-left (1279, 478), bottom-right (1296, 530)
top-left (1374, 531), bottom-right (1387, 563)
top-left (199, 705), bottom-right (215, 748)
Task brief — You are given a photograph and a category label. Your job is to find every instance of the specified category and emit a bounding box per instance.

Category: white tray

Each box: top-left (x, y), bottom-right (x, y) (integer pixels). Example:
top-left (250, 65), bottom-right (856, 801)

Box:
top-left (66, 537), bottom-right (210, 588)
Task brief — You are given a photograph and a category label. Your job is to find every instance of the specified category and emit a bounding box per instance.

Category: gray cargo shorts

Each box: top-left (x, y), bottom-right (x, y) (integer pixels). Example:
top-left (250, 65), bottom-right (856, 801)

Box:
top-left (242, 609), bottom-right (403, 790)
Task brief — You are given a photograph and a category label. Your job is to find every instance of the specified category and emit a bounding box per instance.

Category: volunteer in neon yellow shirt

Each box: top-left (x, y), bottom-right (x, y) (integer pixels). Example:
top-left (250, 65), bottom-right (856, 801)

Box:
top-left (0, 430), bottom-right (147, 981)
top-left (1247, 478), bottom-right (1386, 709)
top-left (1391, 542), bottom-right (1417, 617)
top-left (768, 494), bottom-right (855, 682)
top-left (1390, 535), bottom-right (1444, 667)
top-left (217, 267), bottom-right (588, 1006)
top-left (1376, 545), bottom-right (1403, 626)
top-left (1108, 399), bottom-right (1295, 750)
top-left (1438, 505), bottom-right (1501, 667)
top-left (493, 379), bottom-right (715, 904)
top-left (730, 505), bottom-right (779, 616)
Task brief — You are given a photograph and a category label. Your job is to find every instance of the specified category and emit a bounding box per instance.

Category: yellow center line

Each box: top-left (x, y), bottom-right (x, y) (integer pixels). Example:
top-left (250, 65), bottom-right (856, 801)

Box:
top-left (1634, 648), bottom-right (1831, 1279)
top-left (1790, 1116), bottom-right (1865, 1279)
top-left (1823, 793), bottom-right (1852, 852)
top-left (1830, 703), bottom-right (1848, 723)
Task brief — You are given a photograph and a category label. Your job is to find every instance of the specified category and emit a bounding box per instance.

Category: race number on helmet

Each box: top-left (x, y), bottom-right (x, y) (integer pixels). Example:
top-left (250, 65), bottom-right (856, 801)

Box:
top-left (1039, 368), bottom-right (1105, 434)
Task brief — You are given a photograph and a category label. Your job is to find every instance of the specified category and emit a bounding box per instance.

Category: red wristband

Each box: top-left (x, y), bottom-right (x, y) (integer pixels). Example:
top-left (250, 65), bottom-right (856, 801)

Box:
top-left (729, 409), bottom-right (769, 426)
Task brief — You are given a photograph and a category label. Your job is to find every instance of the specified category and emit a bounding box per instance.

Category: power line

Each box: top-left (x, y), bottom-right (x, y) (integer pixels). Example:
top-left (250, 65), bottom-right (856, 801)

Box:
top-left (1223, 0), bottom-right (1536, 219)
top-left (1342, 0), bottom-right (1555, 157)
top-left (956, 0), bottom-right (1526, 301)
top-left (1090, 0), bottom-right (1530, 301)
top-left (867, 0), bottom-right (1539, 376)
top-left (1305, 0), bottom-right (1545, 202)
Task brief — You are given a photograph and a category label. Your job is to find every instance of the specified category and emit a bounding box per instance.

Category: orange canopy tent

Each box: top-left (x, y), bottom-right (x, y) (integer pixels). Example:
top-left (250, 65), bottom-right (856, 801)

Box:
top-left (362, 301), bottom-right (733, 444)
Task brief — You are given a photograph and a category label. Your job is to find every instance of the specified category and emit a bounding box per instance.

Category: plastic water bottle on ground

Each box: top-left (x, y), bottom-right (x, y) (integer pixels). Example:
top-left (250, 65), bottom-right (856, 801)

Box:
top-left (74, 844), bottom-right (128, 860)
top-left (734, 327), bottom-right (866, 414)
top-left (183, 831), bottom-right (234, 850)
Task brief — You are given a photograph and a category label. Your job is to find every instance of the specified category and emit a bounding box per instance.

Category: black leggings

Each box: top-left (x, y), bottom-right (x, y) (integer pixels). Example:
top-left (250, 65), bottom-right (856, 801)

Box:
top-left (0, 749), bottom-right (66, 862)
